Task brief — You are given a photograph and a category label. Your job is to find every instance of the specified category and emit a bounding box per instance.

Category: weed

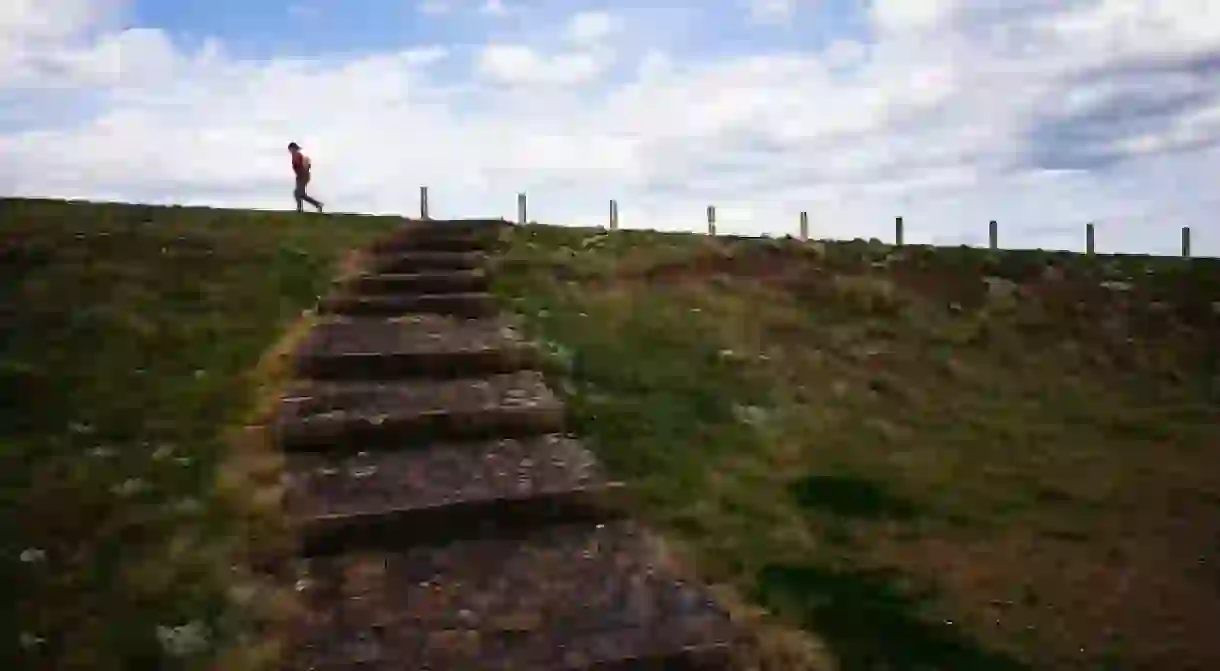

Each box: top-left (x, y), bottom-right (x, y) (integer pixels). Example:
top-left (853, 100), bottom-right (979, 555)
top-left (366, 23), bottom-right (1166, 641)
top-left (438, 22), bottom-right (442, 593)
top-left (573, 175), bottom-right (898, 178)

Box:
top-left (0, 198), bottom-right (401, 670)
top-left (495, 222), bottom-right (1220, 671)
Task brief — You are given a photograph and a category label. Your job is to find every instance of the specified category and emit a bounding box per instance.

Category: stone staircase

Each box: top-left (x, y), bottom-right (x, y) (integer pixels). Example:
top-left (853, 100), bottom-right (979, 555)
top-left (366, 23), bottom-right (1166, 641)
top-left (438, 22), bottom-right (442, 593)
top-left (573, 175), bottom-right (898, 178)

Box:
top-left (277, 218), bottom-right (739, 670)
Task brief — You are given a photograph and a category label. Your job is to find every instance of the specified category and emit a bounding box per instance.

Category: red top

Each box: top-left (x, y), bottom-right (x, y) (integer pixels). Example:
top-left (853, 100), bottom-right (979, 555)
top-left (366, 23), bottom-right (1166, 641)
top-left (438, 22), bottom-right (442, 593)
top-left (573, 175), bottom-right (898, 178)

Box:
top-left (291, 152), bottom-right (310, 176)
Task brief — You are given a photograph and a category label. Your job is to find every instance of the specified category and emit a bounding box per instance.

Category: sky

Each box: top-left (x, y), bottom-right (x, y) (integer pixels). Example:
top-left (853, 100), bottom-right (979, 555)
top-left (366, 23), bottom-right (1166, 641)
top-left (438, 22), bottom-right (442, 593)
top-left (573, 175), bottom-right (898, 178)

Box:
top-left (2, 0), bottom-right (1220, 255)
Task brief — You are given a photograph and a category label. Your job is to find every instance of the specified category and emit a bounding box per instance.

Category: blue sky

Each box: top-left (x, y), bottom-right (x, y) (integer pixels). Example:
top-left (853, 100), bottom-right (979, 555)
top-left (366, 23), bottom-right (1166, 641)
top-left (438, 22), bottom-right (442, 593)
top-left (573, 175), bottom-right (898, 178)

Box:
top-left (3, 0), bottom-right (1220, 255)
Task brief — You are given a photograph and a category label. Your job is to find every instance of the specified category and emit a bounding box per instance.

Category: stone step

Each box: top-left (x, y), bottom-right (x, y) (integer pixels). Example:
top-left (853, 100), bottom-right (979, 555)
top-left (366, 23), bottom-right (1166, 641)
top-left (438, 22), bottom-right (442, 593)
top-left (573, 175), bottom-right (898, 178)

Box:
top-left (286, 435), bottom-right (627, 554)
top-left (403, 217), bottom-right (509, 231)
top-left (286, 521), bottom-right (737, 670)
top-left (344, 270), bottom-right (489, 296)
top-left (317, 292), bottom-right (498, 318)
top-left (275, 372), bottom-right (565, 451)
top-left (368, 231), bottom-right (495, 254)
top-left (293, 315), bottom-right (540, 380)
top-left (366, 251), bottom-right (488, 274)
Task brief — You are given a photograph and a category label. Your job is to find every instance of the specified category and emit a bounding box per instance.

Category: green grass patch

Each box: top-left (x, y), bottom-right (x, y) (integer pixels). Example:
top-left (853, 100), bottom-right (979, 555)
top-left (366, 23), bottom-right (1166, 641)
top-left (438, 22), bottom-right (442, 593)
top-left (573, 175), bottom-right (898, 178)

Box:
top-left (757, 564), bottom-right (1026, 671)
top-left (789, 474), bottom-right (920, 520)
top-left (494, 223), bottom-right (1220, 671)
top-left (1, 198), bottom-right (402, 671)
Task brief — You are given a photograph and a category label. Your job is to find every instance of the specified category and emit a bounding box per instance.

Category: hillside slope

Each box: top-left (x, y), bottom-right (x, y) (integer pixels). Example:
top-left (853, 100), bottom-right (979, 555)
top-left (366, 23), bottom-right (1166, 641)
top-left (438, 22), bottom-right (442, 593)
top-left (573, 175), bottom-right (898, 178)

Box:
top-left (492, 224), bottom-right (1220, 671)
top-left (1, 198), bottom-right (403, 671)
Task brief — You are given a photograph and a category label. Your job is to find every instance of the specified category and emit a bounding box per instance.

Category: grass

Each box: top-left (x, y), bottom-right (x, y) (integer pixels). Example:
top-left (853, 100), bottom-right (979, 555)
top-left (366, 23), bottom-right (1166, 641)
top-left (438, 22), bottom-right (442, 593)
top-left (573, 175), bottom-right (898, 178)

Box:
top-left (0, 198), bottom-right (403, 671)
top-left (492, 224), bottom-right (1220, 671)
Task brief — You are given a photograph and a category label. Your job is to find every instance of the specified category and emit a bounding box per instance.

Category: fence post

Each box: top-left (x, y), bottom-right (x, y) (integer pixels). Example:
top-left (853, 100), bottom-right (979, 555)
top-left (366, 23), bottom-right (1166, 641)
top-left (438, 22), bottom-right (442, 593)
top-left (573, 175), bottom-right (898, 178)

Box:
top-left (895, 216), bottom-right (904, 247)
top-left (989, 220), bottom-right (998, 250)
top-left (799, 211), bottom-right (808, 241)
top-left (1182, 226), bottom-right (1191, 259)
top-left (707, 205), bottom-right (716, 236)
top-left (1086, 223), bottom-right (1095, 256)
top-left (420, 186), bottom-right (429, 219)
top-left (609, 199), bottom-right (619, 230)
top-left (517, 193), bottom-right (527, 225)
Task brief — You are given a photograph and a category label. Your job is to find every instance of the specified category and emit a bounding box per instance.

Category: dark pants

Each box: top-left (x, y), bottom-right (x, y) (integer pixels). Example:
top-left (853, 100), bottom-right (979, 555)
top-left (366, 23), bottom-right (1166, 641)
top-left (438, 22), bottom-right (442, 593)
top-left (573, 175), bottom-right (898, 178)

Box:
top-left (294, 173), bottom-right (321, 211)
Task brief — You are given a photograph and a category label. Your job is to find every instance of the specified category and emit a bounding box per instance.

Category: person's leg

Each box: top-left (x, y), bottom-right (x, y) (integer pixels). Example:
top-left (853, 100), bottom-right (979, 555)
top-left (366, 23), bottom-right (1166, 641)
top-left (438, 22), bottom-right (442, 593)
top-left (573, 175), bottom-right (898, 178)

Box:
top-left (301, 192), bottom-right (323, 212)
top-left (297, 176), bottom-right (324, 212)
top-left (293, 179), bottom-right (306, 212)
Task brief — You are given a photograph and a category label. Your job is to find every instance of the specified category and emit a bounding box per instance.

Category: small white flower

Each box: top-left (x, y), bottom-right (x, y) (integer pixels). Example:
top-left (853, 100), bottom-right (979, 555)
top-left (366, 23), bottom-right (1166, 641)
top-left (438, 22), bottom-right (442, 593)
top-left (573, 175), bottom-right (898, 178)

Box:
top-left (155, 621), bottom-right (210, 658)
top-left (152, 445), bottom-right (175, 460)
top-left (20, 548), bottom-right (46, 563)
top-left (172, 498), bottom-right (203, 516)
top-left (88, 446), bottom-right (115, 459)
top-left (111, 478), bottom-right (146, 497)
top-left (19, 632), bottom-right (45, 649)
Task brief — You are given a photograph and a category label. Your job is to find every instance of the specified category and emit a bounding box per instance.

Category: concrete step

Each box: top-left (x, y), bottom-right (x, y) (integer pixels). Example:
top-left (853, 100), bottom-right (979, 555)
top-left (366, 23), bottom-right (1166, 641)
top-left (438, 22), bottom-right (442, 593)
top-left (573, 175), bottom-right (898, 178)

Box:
top-left (274, 372), bottom-right (565, 451)
top-left (344, 270), bottom-right (489, 296)
top-left (317, 292), bottom-right (498, 318)
top-left (285, 434), bottom-right (626, 554)
top-left (293, 315), bottom-right (540, 380)
top-left (402, 217), bottom-right (509, 231)
top-left (286, 521), bottom-right (737, 670)
top-left (366, 251), bottom-right (488, 274)
top-left (367, 231), bottom-right (495, 254)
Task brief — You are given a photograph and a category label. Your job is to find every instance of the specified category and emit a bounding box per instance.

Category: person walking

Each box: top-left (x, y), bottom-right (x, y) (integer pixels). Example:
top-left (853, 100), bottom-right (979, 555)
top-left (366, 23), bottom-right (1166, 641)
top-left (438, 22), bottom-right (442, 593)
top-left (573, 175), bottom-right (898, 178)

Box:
top-left (288, 142), bottom-right (324, 213)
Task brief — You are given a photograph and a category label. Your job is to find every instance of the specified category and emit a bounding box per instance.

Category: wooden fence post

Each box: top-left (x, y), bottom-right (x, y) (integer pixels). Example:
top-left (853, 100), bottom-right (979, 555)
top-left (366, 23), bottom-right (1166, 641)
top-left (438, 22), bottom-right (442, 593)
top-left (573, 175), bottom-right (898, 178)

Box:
top-left (707, 205), bottom-right (716, 236)
top-left (517, 193), bottom-right (527, 225)
top-left (895, 216), bottom-right (904, 247)
top-left (1182, 226), bottom-right (1191, 259)
top-left (799, 212), bottom-right (808, 241)
top-left (420, 186), bottom-right (429, 219)
top-left (989, 220), bottom-right (998, 250)
top-left (1086, 223), bottom-right (1095, 256)
top-left (610, 199), bottom-right (618, 230)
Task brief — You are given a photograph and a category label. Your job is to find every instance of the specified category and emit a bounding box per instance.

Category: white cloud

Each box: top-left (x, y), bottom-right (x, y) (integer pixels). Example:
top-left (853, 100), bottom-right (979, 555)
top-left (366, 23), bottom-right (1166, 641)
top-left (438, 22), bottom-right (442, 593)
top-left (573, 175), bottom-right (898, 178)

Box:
top-left (868, 0), bottom-right (958, 35)
top-left (748, 0), bottom-right (797, 23)
top-left (2, 0), bottom-right (1220, 256)
top-left (479, 0), bottom-right (507, 17)
top-left (564, 10), bottom-right (618, 44)
top-left (476, 43), bottom-right (607, 86)
top-left (418, 0), bottom-right (452, 15)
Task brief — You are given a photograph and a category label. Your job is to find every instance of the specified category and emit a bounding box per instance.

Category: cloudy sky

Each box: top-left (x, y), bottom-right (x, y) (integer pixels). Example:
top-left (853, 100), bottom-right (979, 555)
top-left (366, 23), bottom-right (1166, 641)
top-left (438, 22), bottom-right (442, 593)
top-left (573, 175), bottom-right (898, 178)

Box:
top-left (2, 0), bottom-right (1219, 255)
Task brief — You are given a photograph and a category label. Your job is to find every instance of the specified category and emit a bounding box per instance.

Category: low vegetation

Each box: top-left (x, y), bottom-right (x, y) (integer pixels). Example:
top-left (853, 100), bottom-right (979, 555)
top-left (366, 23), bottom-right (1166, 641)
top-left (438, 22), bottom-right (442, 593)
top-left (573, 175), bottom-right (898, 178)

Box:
top-left (492, 224), bottom-right (1220, 670)
top-left (1, 198), bottom-right (402, 670)
top-left (5, 197), bottom-right (1217, 671)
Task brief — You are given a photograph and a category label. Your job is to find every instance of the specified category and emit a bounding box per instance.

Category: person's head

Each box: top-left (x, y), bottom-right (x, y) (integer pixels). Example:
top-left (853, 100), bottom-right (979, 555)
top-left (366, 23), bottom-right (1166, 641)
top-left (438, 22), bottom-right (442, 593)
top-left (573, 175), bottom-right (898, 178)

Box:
top-left (287, 142), bottom-right (300, 153)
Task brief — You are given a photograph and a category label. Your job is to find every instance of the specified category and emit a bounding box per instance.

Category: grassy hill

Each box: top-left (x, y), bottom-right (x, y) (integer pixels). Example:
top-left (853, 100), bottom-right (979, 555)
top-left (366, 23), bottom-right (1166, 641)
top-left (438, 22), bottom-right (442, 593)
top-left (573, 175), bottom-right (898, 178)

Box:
top-left (1, 198), bottom-right (403, 670)
top-left (4, 197), bottom-right (1218, 671)
top-left (492, 225), bottom-right (1220, 670)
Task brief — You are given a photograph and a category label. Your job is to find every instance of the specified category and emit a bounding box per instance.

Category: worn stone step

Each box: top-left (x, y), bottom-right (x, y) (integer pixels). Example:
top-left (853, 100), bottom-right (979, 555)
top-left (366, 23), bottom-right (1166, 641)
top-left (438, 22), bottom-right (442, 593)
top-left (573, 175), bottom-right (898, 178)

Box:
top-left (368, 232), bottom-right (494, 254)
top-left (366, 251), bottom-right (488, 274)
top-left (286, 521), bottom-right (737, 670)
top-left (286, 435), bottom-right (628, 553)
top-left (344, 270), bottom-right (489, 296)
top-left (317, 292), bottom-right (498, 318)
top-left (293, 315), bottom-right (540, 380)
top-left (275, 372), bottom-right (565, 451)
top-left (403, 217), bottom-right (509, 231)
